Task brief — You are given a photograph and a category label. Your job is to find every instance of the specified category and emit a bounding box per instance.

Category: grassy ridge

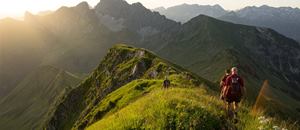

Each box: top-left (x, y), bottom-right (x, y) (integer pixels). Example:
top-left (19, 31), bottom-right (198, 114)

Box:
top-left (86, 81), bottom-right (298, 130)
top-left (87, 86), bottom-right (225, 130)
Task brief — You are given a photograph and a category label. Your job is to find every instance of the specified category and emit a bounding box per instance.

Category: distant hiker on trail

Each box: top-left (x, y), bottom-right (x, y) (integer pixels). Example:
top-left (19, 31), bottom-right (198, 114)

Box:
top-left (224, 67), bottom-right (246, 120)
top-left (163, 76), bottom-right (171, 89)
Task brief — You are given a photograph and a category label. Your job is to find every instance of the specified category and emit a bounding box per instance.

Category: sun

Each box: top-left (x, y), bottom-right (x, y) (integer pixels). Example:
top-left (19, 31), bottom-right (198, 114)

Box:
top-left (0, 0), bottom-right (41, 19)
top-left (0, 0), bottom-right (99, 19)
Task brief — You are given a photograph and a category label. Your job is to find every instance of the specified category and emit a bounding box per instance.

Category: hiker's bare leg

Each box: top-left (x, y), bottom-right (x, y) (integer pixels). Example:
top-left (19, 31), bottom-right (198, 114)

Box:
top-left (227, 102), bottom-right (233, 118)
top-left (233, 102), bottom-right (239, 119)
top-left (223, 100), bottom-right (227, 110)
top-left (234, 102), bottom-right (239, 113)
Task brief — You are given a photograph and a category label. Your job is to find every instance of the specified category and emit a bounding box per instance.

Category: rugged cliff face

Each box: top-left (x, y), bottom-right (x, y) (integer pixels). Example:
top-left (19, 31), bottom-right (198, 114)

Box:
top-left (94, 0), bottom-right (180, 35)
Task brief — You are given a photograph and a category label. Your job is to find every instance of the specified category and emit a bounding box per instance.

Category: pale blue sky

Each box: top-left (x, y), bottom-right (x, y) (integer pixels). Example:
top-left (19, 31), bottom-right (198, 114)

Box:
top-left (1, 0), bottom-right (300, 19)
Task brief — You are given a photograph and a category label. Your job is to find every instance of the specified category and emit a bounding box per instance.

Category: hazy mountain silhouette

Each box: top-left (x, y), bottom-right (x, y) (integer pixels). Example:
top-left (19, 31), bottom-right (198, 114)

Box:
top-left (154, 4), bottom-right (300, 42)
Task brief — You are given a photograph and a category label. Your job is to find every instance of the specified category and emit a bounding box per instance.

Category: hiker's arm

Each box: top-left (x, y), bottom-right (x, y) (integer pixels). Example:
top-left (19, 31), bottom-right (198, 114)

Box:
top-left (225, 76), bottom-right (230, 87)
top-left (220, 81), bottom-right (224, 89)
top-left (219, 76), bottom-right (225, 89)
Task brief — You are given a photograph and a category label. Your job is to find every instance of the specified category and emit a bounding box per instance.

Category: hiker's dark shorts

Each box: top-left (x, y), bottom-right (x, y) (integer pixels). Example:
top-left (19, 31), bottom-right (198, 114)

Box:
top-left (226, 95), bottom-right (241, 103)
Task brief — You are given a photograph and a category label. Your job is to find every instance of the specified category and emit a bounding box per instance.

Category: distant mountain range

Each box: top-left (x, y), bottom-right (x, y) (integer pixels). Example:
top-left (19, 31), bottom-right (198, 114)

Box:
top-left (154, 4), bottom-right (300, 42)
top-left (0, 0), bottom-right (300, 129)
top-left (153, 4), bottom-right (227, 23)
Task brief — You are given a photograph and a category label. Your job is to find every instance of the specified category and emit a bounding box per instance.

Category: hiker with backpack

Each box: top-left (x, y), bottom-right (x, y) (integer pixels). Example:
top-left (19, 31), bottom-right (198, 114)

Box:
top-left (224, 67), bottom-right (246, 120)
top-left (163, 76), bottom-right (171, 89)
top-left (220, 69), bottom-right (231, 108)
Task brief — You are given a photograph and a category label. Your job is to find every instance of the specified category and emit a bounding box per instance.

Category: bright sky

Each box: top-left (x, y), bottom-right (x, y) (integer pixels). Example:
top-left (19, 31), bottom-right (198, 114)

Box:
top-left (1, 0), bottom-right (300, 19)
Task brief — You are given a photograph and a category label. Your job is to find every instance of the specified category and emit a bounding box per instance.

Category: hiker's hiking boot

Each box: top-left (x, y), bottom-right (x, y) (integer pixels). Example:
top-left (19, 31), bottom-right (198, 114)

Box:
top-left (234, 112), bottom-right (238, 118)
top-left (227, 109), bottom-right (234, 119)
top-left (233, 112), bottom-right (239, 124)
top-left (233, 118), bottom-right (238, 124)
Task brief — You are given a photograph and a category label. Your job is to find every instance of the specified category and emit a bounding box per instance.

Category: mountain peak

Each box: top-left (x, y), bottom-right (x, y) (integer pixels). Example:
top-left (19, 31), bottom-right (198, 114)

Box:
top-left (95, 0), bottom-right (130, 17)
top-left (260, 5), bottom-right (269, 7)
top-left (96, 0), bottom-right (129, 8)
top-left (226, 11), bottom-right (238, 16)
top-left (187, 14), bottom-right (217, 23)
top-left (75, 1), bottom-right (90, 10)
top-left (94, 0), bottom-right (178, 34)
top-left (181, 3), bottom-right (189, 6)
top-left (153, 6), bottom-right (166, 12)
top-left (213, 4), bottom-right (224, 10)
top-left (155, 3), bottom-right (228, 23)
top-left (132, 2), bottom-right (144, 7)
top-left (95, 0), bottom-right (149, 14)
top-left (24, 11), bottom-right (35, 21)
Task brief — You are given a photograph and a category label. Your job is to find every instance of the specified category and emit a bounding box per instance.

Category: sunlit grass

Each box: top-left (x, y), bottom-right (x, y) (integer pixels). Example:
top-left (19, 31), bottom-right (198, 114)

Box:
top-left (87, 87), bottom-right (225, 130)
top-left (86, 81), bottom-right (299, 130)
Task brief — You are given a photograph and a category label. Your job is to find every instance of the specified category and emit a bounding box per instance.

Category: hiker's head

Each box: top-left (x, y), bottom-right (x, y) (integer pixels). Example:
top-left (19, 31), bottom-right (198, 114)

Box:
top-left (225, 69), bottom-right (230, 74)
top-left (231, 67), bottom-right (238, 74)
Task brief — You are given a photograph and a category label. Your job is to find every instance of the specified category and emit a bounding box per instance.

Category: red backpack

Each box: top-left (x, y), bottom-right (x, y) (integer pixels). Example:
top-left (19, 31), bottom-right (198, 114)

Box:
top-left (225, 75), bottom-right (242, 98)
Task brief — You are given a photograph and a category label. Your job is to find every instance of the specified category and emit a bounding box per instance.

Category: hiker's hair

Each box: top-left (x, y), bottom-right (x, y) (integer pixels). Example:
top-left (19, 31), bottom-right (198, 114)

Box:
top-left (231, 67), bottom-right (238, 72)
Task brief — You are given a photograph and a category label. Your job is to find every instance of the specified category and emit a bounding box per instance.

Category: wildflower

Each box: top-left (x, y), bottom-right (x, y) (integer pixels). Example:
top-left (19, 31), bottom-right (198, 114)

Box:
top-left (259, 120), bottom-right (265, 124)
top-left (258, 116), bottom-right (265, 120)
top-left (259, 117), bottom-right (270, 124)
top-left (272, 125), bottom-right (280, 130)
top-left (265, 118), bottom-right (270, 122)
top-left (258, 126), bottom-right (264, 130)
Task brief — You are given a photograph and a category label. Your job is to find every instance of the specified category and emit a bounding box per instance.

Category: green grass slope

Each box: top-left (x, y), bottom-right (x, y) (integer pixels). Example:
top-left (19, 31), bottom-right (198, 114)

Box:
top-left (44, 44), bottom-right (215, 130)
top-left (0, 65), bottom-right (81, 130)
top-left (86, 81), bottom-right (299, 130)
top-left (87, 87), bottom-right (224, 130)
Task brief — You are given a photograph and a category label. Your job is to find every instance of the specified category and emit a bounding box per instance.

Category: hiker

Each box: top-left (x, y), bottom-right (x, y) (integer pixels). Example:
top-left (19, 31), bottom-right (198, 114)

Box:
top-left (163, 77), bottom-right (171, 89)
top-left (224, 67), bottom-right (245, 120)
top-left (220, 69), bottom-right (231, 99)
top-left (220, 69), bottom-right (231, 107)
